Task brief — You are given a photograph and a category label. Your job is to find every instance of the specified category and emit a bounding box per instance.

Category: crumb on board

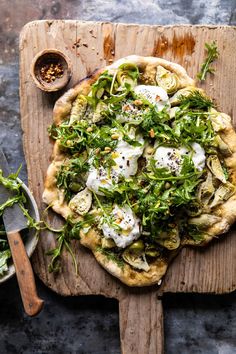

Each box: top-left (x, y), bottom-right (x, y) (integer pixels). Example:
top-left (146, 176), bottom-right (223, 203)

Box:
top-left (72, 38), bottom-right (81, 49)
top-left (89, 29), bottom-right (97, 38)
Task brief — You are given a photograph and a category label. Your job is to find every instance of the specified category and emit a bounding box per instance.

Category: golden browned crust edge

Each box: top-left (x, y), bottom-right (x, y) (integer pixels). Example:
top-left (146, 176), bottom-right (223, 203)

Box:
top-left (181, 113), bottom-right (236, 247)
top-left (53, 55), bottom-right (195, 126)
top-left (196, 116), bottom-right (236, 245)
top-left (80, 228), bottom-right (178, 287)
top-left (53, 68), bottom-right (104, 125)
top-left (107, 55), bottom-right (195, 88)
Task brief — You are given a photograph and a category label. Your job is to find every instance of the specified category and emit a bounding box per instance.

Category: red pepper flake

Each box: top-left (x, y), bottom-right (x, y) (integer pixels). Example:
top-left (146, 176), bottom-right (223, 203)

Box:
top-left (40, 62), bottom-right (64, 83)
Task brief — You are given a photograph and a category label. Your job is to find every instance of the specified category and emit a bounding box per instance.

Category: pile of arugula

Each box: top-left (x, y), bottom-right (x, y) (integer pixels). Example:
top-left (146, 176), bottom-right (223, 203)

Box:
top-left (45, 44), bottom-right (223, 271)
top-left (0, 168), bottom-right (40, 276)
top-left (47, 60), bottom-right (221, 269)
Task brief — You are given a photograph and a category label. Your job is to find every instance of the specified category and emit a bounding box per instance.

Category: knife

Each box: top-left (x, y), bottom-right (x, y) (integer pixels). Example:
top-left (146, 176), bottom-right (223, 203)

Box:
top-left (0, 149), bottom-right (43, 316)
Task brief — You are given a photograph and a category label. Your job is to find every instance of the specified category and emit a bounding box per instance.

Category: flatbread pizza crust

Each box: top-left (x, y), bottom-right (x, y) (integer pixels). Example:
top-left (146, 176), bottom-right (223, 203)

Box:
top-left (80, 228), bottom-right (177, 287)
top-left (43, 55), bottom-right (236, 287)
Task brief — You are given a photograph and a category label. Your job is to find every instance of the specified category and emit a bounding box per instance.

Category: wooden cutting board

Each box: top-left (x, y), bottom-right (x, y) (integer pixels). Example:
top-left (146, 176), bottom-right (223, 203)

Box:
top-left (19, 21), bottom-right (236, 353)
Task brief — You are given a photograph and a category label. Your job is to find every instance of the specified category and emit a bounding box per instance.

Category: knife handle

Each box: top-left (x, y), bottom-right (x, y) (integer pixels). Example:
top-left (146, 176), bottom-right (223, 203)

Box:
top-left (7, 231), bottom-right (44, 316)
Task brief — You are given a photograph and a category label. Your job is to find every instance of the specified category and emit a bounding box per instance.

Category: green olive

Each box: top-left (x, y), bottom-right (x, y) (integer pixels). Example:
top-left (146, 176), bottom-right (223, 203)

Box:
top-left (101, 238), bottom-right (116, 249)
top-left (69, 182), bottom-right (83, 193)
top-left (145, 246), bottom-right (160, 258)
top-left (128, 240), bottom-right (145, 253)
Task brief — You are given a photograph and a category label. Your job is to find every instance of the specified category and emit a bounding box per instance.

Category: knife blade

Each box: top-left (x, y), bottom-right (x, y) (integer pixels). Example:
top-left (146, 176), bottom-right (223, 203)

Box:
top-left (0, 148), bottom-right (43, 316)
top-left (0, 149), bottom-right (28, 233)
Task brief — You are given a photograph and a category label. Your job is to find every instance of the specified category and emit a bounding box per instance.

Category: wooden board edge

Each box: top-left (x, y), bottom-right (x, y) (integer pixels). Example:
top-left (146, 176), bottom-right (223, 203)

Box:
top-left (19, 20), bottom-right (236, 36)
top-left (19, 21), bottom-right (236, 297)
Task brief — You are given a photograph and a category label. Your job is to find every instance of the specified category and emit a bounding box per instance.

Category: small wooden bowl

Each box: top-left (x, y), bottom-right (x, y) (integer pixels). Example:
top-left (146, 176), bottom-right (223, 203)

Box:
top-left (31, 49), bottom-right (72, 92)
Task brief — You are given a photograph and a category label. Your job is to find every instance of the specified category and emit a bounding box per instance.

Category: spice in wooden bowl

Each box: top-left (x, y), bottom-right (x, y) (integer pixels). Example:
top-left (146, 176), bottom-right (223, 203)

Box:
top-left (31, 49), bottom-right (72, 92)
top-left (40, 62), bottom-right (64, 83)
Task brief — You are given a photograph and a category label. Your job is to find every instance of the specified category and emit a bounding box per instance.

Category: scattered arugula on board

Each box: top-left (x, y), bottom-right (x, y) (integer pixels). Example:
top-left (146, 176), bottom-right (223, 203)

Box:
top-left (44, 212), bottom-right (95, 274)
top-left (0, 167), bottom-right (41, 276)
top-left (197, 41), bottom-right (219, 81)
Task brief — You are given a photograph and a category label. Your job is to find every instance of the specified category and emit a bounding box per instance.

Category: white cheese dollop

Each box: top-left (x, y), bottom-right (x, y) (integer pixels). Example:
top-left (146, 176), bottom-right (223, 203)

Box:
top-left (154, 142), bottom-right (205, 174)
top-left (86, 137), bottom-right (144, 195)
top-left (116, 102), bottom-right (142, 123)
top-left (112, 139), bottom-right (144, 178)
top-left (134, 85), bottom-right (170, 111)
top-left (190, 142), bottom-right (206, 171)
top-left (101, 204), bottom-right (141, 248)
top-left (86, 166), bottom-right (118, 195)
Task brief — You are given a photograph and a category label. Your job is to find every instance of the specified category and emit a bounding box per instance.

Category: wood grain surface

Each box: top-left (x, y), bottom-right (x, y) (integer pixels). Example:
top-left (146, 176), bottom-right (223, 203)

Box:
top-left (19, 21), bottom-right (236, 353)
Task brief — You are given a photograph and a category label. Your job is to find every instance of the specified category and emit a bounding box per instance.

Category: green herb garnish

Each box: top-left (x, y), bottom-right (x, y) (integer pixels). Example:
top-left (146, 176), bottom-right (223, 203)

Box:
top-left (56, 156), bottom-right (90, 202)
top-left (0, 167), bottom-right (40, 276)
top-left (46, 214), bottom-right (95, 273)
top-left (96, 246), bottom-right (124, 268)
top-left (197, 41), bottom-right (219, 81)
top-left (0, 249), bottom-right (11, 276)
top-left (178, 91), bottom-right (215, 110)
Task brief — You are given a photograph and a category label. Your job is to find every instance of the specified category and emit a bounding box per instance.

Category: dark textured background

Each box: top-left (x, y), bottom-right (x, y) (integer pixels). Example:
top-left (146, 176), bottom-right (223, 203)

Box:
top-left (0, 1), bottom-right (236, 353)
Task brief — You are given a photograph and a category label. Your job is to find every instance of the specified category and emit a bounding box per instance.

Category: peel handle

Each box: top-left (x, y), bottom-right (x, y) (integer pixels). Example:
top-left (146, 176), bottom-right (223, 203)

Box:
top-left (7, 231), bottom-right (44, 316)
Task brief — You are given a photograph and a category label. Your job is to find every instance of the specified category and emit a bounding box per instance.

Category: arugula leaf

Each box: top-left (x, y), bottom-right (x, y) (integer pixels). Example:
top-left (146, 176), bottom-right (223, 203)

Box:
top-left (0, 195), bottom-right (23, 216)
top-left (0, 250), bottom-right (11, 276)
top-left (85, 64), bottom-right (139, 110)
top-left (141, 107), bottom-right (172, 135)
top-left (0, 166), bottom-right (21, 192)
top-left (47, 232), bottom-right (65, 273)
top-left (0, 167), bottom-right (41, 277)
top-left (197, 41), bottom-right (219, 81)
top-left (49, 120), bottom-right (119, 155)
top-left (96, 246), bottom-right (124, 268)
top-left (56, 156), bottom-right (90, 202)
top-left (187, 224), bottom-right (205, 242)
top-left (19, 204), bottom-right (41, 231)
top-left (46, 215), bottom-right (95, 273)
top-left (178, 91), bottom-right (215, 110)
top-left (49, 120), bottom-right (89, 154)
top-left (173, 110), bottom-right (215, 149)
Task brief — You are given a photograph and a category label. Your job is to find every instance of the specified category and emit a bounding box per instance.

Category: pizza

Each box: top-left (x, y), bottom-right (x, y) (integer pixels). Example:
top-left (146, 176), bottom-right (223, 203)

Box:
top-left (43, 55), bottom-right (236, 287)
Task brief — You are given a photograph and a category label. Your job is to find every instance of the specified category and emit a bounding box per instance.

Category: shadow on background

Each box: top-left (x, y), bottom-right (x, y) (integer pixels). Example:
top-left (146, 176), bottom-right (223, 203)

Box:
top-left (164, 291), bottom-right (236, 354)
top-left (0, 274), bottom-right (236, 354)
top-left (0, 276), bottom-right (120, 354)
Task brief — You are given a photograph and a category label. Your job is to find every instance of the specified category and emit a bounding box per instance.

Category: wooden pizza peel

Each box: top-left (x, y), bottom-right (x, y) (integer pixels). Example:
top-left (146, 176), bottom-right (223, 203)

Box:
top-left (19, 21), bottom-right (236, 353)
